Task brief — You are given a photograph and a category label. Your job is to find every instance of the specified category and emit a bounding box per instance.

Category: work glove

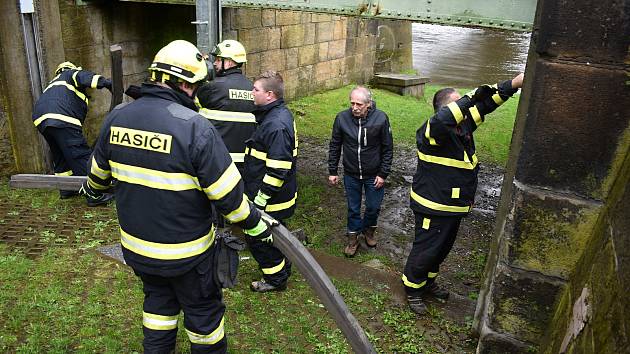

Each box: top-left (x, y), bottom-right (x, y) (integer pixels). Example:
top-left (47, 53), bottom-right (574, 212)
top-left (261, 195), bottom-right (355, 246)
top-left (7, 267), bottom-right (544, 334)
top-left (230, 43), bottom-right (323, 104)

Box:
top-left (102, 79), bottom-right (113, 93)
top-left (243, 211), bottom-right (279, 244)
top-left (243, 218), bottom-right (274, 244)
top-left (465, 85), bottom-right (497, 102)
top-left (79, 179), bottom-right (100, 199)
top-left (253, 190), bottom-right (271, 210)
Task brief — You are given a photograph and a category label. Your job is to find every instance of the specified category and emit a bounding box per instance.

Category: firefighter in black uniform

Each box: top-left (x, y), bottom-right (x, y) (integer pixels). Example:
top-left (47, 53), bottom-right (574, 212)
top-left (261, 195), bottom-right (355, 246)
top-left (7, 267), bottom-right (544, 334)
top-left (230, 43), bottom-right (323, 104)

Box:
top-left (32, 61), bottom-right (113, 205)
top-left (244, 71), bottom-right (297, 293)
top-left (81, 40), bottom-right (273, 353)
top-left (403, 73), bottom-right (524, 315)
top-left (196, 40), bottom-right (256, 172)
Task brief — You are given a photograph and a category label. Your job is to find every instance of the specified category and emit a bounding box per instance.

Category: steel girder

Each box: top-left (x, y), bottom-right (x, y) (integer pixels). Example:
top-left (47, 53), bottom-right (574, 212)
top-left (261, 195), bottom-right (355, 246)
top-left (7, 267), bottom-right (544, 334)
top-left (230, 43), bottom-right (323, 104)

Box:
top-left (111, 0), bottom-right (536, 31)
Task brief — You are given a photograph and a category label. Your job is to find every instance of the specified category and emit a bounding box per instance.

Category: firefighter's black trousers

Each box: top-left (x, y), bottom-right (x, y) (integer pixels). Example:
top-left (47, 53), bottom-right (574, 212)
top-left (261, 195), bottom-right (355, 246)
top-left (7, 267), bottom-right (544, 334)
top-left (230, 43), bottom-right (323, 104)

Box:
top-left (245, 220), bottom-right (292, 287)
top-left (403, 212), bottom-right (463, 297)
top-left (135, 254), bottom-right (227, 354)
top-left (41, 126), bottom-right (91, 176)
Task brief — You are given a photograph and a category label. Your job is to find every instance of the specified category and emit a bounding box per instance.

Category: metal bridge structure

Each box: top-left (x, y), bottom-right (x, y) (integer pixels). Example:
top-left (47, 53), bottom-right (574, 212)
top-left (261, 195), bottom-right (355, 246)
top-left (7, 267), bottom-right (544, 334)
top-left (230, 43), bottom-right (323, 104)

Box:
top-left (114, 0), bottom-right (536, 31)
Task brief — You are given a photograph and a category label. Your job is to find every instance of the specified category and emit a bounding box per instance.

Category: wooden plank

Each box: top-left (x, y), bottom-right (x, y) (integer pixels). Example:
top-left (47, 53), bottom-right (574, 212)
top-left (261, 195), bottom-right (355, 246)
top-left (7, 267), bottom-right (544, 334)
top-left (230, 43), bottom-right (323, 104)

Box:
top-left (109, 44), bottom-right (124, 111)
top-left (9, 174), bottom-right (85, 190)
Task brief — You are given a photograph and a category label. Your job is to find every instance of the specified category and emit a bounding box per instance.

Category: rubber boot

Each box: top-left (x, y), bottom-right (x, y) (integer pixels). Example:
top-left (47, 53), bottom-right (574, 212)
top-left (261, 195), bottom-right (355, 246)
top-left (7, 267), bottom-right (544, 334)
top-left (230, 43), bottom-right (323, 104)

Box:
top-left (343, 231), bottom-right (360, 257)
top-left (364, 226), bottom-right (377, 247)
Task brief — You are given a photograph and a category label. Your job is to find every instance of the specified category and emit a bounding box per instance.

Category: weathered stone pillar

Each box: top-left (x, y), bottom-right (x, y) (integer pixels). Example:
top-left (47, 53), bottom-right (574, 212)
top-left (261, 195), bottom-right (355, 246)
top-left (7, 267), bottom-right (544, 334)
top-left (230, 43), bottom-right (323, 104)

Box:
top-left (474, 0), bottom-right (630, 352)
top-left (0, 1), bottom-right (49, 173)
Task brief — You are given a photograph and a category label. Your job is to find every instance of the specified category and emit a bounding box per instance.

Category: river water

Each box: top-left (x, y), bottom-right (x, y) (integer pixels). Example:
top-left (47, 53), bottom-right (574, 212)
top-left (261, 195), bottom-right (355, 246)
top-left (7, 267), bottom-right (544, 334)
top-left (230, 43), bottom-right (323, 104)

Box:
top-left (412, 23), bottom-right (531, 87)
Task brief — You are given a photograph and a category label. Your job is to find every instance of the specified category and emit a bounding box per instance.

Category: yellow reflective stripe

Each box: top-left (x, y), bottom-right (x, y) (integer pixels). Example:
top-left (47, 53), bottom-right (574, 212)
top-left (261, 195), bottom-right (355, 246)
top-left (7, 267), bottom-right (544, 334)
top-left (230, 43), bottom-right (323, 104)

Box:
top-left (492, 93), bottom-right (504, 105)
top-left (199, 109), bottom-right (256, 123)
top-left (428, 272), bottom-right (438, 279)
top-left (265, 192), bottom-right (297, 212)
top-left (45, 81), bottom-right (87, 101)
top-left (55, 170), bottom-right (73, 176)
top-left (266, 158), bottom-right (292, 170)
top-left (246, 147), bottom-right (267, 161)
top-left (224, 197), bottom-right (250, 223)
top-left (422, 218), bottom-right (430, 230)
top-left (90, 156), bottom-right (110, 180)
top-left (186, 317), bottom-right (225, 345)
top-left (33, 113), bottom-right (82, 127)
top-left (402, 274), bottom-right (426, 289)
top-left (246, 147), bottom-right (294, 167)
top-left (470, 105), bottom-right (482, 126)
top-left (243, 219), bottom-right (268, 237)
top-left (143, 312), bottom-right (178, 330)
top-left (110, 161), bottom-right (201, 191)
top-left (87, 176), bottom-right (109, 190)
top-left (44, 81), bottom-right (89, 104)
top-left (72, 71), bottom-right (79, 87)
top-left (463, 151), bottom-right (479, 168)
top-left (263, 174), bottom-right (284, 187)
top-left (410, 189), bottom-right (471, 213)
top-left (424, 121), bottom-right (438, 146)
top-left (90, 75), bottom-right (101, 89)
top-left (451, 188), bottom-right (460, 199)
top-left (417, 150), bottom-right (477, 170)
top-left (120, 226), bottom-right (215, 260)
top-left (230, 152), bottom-right (245, 163)
top-left (262, 258), bottom-right (286, 275)
top-left (203, 163), bottom-right (240, 200)
top-left (194, 96), bottom-right (202, 109)
top-left (447, 101), bottom-right (464, 124)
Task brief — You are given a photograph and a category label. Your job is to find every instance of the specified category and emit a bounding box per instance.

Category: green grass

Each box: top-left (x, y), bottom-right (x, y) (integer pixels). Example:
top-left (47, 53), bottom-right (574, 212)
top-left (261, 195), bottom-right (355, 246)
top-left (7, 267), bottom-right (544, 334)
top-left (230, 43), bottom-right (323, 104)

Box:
top-left (0, 241), bottom-right (473, 353)
top-left (0, 83), bottom-right (511, 352)
top-left (289, 84), bottom-right (520, 166)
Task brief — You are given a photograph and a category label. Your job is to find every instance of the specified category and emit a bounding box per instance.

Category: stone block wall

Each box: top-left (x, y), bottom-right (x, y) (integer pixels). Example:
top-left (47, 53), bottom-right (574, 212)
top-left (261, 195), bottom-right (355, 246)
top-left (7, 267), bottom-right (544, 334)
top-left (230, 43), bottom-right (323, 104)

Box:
top-left (55, 1), bottom-right (196, 144)
top-left (222, 8), bottom-right (403, 100)
top-left (0, 2), bottom-right (411, 175)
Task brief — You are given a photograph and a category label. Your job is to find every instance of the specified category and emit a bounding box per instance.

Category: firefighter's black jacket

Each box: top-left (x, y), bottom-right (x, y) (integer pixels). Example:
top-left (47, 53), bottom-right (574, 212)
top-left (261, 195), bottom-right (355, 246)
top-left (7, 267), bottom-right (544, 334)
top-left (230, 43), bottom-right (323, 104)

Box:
top-left (87, 83), bottom-right (263, 276)
top-left (32, 68), bottom-right (111, 131)
top-left (410, 80), bottom-right (518, 217)
top-left (328, 102), bottom-right (393, 179)
top-left (197, 68), bottom-right (256, 164)
top-left (243, 99), bottom-right (298, 220)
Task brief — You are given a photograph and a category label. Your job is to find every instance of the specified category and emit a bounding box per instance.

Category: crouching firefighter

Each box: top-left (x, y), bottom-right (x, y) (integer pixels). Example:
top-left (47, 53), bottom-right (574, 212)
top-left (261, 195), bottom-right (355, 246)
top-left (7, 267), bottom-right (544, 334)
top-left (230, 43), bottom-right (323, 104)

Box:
top-left (32, 61), bottom-right (113, 205)
top-left (81, 40), bottom-right (274, 353)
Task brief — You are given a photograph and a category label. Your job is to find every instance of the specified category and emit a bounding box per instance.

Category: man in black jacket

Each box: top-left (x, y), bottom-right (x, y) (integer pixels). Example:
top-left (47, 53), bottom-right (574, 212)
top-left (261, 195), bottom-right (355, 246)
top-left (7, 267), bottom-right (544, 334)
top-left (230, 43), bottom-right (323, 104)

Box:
top-left (243, 70), bottom-right (297, 292)
top-left (81, 40), bottom-right (273, 353)
top-left (196, 40), bottom-right (256, 172)
top-left (403, 73), bottom-right (524, 315)
top-left (32, 61), bottom-right (113, 205)
top-left (328, 86), bottom-right (393, 257)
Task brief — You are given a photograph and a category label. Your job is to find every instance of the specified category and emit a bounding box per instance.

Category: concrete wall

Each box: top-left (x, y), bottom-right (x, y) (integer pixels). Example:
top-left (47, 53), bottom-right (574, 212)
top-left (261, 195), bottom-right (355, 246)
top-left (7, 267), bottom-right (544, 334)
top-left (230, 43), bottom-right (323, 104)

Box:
top-left (474, 0), bottom-right (630, 352)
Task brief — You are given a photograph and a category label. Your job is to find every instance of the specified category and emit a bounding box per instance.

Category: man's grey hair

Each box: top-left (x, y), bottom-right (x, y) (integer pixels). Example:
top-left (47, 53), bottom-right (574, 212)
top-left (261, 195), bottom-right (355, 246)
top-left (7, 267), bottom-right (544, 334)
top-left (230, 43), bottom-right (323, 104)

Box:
top-left (350, 86), bottom-right (372, 104)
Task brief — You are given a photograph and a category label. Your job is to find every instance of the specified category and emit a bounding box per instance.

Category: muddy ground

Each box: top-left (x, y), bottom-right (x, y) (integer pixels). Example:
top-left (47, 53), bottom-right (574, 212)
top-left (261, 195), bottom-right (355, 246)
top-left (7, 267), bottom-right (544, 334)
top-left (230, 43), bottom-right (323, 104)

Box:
top-left (297, 137), bottom-right (504, 324)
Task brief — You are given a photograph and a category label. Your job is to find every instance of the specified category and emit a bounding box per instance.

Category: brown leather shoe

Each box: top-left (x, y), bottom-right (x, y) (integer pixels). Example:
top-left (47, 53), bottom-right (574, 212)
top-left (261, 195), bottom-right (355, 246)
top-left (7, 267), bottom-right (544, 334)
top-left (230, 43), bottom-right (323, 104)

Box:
top-left (343, 232), bottom-right (360, 257)
top-left (364, 226), bottom-right (377, 247)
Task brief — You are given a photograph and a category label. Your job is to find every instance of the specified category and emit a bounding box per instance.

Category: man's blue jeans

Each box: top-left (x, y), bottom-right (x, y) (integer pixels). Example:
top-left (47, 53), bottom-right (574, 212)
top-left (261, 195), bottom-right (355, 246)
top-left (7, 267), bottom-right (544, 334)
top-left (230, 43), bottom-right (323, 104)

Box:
top-left (343, 174), bottom-right (385, 233)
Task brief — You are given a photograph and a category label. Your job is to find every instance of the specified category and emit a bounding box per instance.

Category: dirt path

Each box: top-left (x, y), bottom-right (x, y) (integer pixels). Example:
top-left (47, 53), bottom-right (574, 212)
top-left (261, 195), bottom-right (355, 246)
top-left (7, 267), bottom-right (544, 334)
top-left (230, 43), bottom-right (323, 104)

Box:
top-left (298, 137), bottom-right (505, 324)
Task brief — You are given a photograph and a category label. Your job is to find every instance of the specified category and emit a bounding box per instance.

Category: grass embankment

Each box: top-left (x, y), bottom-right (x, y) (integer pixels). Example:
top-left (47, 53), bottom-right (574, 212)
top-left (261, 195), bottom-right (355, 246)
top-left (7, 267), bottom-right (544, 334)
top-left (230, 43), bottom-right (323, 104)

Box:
top-left (290, 84), bottom-right (520, 166)
top-left (0, 84), bottom-right (518, 352)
